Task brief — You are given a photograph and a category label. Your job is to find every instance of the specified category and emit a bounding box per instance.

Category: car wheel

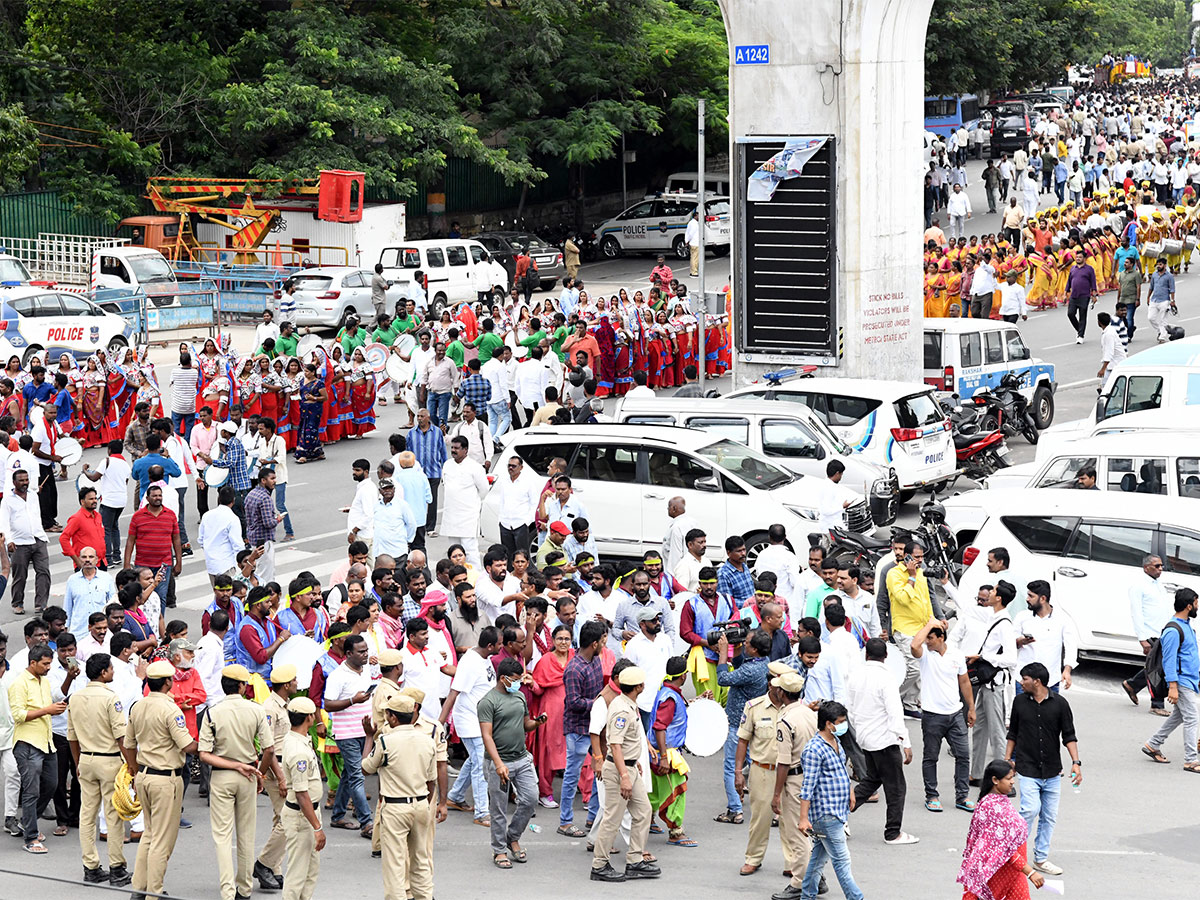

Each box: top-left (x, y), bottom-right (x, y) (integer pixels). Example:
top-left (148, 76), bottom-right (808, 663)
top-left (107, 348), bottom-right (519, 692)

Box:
top-left (431, 293), bottom-right (448, 319)
top-left (21, 345), bottom-right (44, 368)
top-left (338, 306), bottom-right (358, 330)
top-left (672, 235), bottom-right (688, 260)
top-left (743, 530), bottom-right (771, 569)
top-left (1032, 384), bottom-right (1054, 429)
top-left (600, 236), bottom-right (621, 259)
top-left (711, 244), bottom-right (731, 257)
top-left (540, 279), bottom-right (555, 291)
top-left (106, 336), bottom-right (128, 355)
top-left (898, 489), bottom-right (916, 503)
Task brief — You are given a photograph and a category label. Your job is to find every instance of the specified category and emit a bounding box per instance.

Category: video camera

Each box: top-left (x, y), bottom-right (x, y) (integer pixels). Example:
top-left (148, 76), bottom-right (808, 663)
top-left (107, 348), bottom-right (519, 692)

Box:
top-left (706, 617), bottom-right (751, 646)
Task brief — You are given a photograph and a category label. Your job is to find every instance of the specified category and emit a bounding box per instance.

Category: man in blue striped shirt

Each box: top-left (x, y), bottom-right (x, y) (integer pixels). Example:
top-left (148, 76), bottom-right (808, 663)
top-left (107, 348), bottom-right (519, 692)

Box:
top-left (408, 409), bottom-right (447, 535)
top-left (790, 701), bottom-right (864, 900)
top-left (718, 536), bottom-right (755, 604)
top-left (200, 422), bottom-right (252, 532)
top-left (455, 359), bottom-right (493, 408)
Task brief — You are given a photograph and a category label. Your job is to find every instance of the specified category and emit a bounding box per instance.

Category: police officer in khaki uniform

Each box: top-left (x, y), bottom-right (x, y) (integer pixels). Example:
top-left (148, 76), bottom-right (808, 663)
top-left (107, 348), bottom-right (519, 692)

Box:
top-left (361, 694), bottom-right (437, 900)
top-left (198, 664), bottom-right (278, 900)
top-left (399, 686), bottom-right (448, 892)
top-left (122, 659), bottom-right (198, 900)
top-left (590, 666), bottom-right (660, 883)
top-left (369, 649), bottom-right (405, 858)
top-left (255, 662), bottom-right (297, 890)
top-left (281, 697), bottom-right (325, 900)
top-left (770, 671), bottom-right (819, 900)
top-left (736, 671), bottom-right (789, 875)
top-left (68, 652), bottom-right (132, 886)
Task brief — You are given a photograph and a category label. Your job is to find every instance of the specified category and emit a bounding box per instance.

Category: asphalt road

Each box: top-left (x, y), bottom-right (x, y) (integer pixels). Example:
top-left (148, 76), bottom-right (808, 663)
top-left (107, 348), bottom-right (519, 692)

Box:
top-left (4, 187), bottom-right (1200, 897)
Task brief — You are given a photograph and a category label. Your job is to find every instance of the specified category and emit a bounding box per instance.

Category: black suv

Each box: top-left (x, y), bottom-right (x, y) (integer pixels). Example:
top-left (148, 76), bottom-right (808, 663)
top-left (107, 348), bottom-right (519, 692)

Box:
top-left (474, 232), bottom-right (566, 291)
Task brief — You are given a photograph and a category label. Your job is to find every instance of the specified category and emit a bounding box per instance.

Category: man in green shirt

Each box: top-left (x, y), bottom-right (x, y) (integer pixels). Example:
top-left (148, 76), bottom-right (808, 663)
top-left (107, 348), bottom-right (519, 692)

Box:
top-left (254, 338), bottom-right (279, 359)
top-left (479, 658), bottom-right (545, 867)
top-left (470, 318), bottom-right (505, 364)
top-left (445, 327), bottom-right (466, 369)
top-left (337, 318), bottom-right (366, 356)
top-left (518, 316), bottom-right (547, 352)
top-left (548, 313), bottom-right (569, 363)
top-left (372, 314), bottom-right (401, 348)
top-left (274, 322), bottom-right (299, 358)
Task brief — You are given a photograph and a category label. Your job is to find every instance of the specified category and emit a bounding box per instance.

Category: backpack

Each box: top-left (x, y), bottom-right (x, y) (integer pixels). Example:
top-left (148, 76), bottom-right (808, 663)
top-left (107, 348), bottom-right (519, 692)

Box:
top-left (1144, 620), bottom-right (1186, 700)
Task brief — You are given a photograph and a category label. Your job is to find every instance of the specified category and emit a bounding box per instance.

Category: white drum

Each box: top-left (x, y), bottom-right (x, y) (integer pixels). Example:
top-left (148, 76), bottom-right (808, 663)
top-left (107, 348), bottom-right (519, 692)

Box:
top-left (204, 466), bottom-right (230, 488)
top-left (56, 437), bottom-right (83, 466)
top-left (1143, 241), bottom-right (1163, 258)
top-left (363, 342), bottom-right (389, 373)
top-left (296, 334), bottom-right (322, 360)
top-left (385, 354), bottom-right (412, 385)
top-left (683, 697), bottom-right (728, 758)
top-left (1163, 239), bottom-right (1184, 256)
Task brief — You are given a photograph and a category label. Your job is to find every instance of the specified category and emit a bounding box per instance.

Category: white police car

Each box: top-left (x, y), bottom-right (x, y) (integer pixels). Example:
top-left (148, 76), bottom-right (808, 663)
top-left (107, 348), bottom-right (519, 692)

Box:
top-left (594, 193), bottom-right (731, 261)
top-left (0, 283), bottom-right (133, 367)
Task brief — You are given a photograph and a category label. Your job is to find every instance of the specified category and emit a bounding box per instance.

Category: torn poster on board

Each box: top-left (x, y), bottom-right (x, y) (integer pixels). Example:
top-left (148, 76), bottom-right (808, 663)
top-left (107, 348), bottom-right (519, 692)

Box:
top-left (747, 138), bottom-right (828, 202)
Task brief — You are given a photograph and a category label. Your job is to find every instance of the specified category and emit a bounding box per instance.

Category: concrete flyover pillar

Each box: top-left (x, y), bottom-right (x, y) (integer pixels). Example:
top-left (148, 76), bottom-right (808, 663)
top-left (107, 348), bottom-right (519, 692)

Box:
top-left (719, 0), bottom-right (934, 385)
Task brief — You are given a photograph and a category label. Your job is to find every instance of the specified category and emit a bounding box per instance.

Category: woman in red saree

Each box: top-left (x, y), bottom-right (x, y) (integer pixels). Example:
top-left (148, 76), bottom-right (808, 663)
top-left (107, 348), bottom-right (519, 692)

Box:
top-left (79, 356), bottom-right (108, 447)
top-left (957, 760), bottom-right (1044, 900)
top-left (194, 338), bottom-right (223, 414)
top-left (54, 353), bottom-right (83, 436)
top-left (234, 358), bottom-right (262, 418)
top-left (0, 376), bottom-right (23, 429)
top-left (529, 625), bottom-right (574, 806)
top-left (646, 310), bottom-right (676, 389)
top-left (100, 348), bottom-right (136, 439)
top-left (256, 357), bottom-right (280, 426)
top-left (325, 345), bottom-right (348, 442)
top-left (348, 347), bottom-right (376, 438)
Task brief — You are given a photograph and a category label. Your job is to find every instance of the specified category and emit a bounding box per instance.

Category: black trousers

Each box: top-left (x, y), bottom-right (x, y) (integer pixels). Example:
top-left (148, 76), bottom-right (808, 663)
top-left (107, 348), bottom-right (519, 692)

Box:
top-left (1004, 227), bottom-right (1021, 248)
top-left (500, 523), bottom-right (531, 559)
top-left (50, 733), bottom-right (79, 826)
top-left (851, 745), bottom-right (906, 841)
top-left (1066, 296), bottom-right (1090, 338)
top-left (38, 464), bottom-right (57, 529)
top-left (426, 478), bottom-right (440, 532)
top-left (1126, 668), bottom-right (1165, 709)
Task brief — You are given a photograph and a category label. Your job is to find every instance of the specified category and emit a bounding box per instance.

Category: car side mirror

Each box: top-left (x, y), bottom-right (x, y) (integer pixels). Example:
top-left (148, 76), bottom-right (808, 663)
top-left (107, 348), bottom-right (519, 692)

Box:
top-left (814, 445), bottom-right (826, 460)
top-left (694, 475), bottom-right (720, 493)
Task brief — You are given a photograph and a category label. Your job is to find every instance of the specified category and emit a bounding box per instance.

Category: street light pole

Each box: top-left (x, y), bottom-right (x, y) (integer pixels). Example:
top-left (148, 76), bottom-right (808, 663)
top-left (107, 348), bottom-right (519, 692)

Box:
top-left (697, 98), bottom-right (706, 395)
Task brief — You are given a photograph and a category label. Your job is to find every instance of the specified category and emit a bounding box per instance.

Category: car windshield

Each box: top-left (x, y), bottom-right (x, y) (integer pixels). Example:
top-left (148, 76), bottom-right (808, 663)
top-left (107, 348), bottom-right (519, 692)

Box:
top-left (705, 199), bottom-right (731, 216)
top-left (126, 254), bottom-right (175, 283)
top-left (0, 259), bottom-right (31, 282)
top-left (695, 439), bottom-right (793, 489)
top-left (289, 275), bottom-right (333, 291)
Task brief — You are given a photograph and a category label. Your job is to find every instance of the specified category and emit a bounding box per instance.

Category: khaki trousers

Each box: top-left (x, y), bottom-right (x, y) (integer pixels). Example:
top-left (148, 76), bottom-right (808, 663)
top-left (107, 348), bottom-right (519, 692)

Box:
top-left (282, 806), bottom-right (320, 900)
top-left (689, 242), bottom-right (700, 276)
top-left (380, 799), bottom-right (433, 900)
top-left (743, 764), bottom-right (775, 866)
top-left (259, 774), bottom-right (287, 872)
top-left (591, 759), bottom-right (650, 870)
top-left (78, 754), bottom-right (125, 870)
top-left (132, 771), bottom-right (183, 899)
top-left (210, 768), bottom-right (258, 900)
top-left (779, 773), bottom-right (813, 888)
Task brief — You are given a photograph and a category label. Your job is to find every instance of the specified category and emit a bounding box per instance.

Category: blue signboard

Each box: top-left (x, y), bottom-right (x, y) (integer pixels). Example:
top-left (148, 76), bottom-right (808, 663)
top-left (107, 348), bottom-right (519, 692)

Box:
top-left (733, 44), bottom-right (770, 65)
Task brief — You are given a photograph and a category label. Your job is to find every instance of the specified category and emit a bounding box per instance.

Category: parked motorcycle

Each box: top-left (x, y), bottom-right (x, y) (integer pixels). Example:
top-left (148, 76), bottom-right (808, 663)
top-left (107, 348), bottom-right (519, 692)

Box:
top-left (809, 527), bottom-right (891, 583)
top-left (970, 370), bottom-right (1040, 445)
top-left (935, 392), bottom-right (1012, 481)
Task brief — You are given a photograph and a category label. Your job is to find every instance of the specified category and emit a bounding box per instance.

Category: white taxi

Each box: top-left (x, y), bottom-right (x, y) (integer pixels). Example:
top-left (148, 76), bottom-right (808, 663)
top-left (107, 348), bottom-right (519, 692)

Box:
top-left (0, 284), bottom-right (133, 367)
top-left (594, 193), bottom-right (730, 261)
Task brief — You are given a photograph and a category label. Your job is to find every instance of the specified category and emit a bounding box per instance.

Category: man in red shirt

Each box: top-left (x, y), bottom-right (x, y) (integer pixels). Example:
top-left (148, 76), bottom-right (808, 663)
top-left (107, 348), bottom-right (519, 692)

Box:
top-left (60, 484), bottom-right (108, 569)
top-left (124, 483), bottom-right (182, 606)
top-left (163, 637), bottom-right (206, 739)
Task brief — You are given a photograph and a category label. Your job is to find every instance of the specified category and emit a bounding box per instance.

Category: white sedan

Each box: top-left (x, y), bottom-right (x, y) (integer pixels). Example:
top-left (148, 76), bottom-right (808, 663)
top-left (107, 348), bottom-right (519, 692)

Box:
top-left (0, 285), bottom-right (133, 367)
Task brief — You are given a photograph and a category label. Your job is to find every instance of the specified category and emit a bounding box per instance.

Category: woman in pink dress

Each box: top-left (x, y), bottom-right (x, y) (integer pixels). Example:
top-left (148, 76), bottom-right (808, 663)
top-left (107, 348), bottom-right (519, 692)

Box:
top-left (529, 625), bottom-right (574, 806)
top-left (957, 759), bottom-right (1044, 900)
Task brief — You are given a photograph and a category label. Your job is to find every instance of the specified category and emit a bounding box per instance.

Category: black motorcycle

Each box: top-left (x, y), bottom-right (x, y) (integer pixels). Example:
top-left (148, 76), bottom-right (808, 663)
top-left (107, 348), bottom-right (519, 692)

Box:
top-left (970, 371), bottom-right (1040, 445)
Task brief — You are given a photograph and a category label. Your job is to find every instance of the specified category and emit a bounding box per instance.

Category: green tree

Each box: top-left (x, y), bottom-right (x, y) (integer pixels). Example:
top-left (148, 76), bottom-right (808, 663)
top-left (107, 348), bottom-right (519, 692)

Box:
top-left (0, 103), bottom-right (37, 192)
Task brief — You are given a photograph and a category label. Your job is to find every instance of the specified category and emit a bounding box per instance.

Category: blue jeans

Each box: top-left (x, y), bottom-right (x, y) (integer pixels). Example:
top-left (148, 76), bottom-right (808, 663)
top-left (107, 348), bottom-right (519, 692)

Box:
top-left (486, 400), bottom-right (511, 438)
top-left (447, 735), bottom-right (489, 818)
top-left (274, 482), bottom-right (294, 536)
top-left (801, 814), bottom-right (864, 900)
top-left (152, 567), bottom-right (171, 604)
top-left (722, 724), bottom-right (742, 813)
top-left (426, 391), bottom-right (451, 426)
top-left (1018, 774), bottom-right (1061, 863)
top-left (559, 732), bottom-right (599, 826)
top-left (332, 736), bottom-right (372, 827)
top-left (171, 411), bottom-right (195, 439)
top-left (175, 487), bottom-right (189, 545)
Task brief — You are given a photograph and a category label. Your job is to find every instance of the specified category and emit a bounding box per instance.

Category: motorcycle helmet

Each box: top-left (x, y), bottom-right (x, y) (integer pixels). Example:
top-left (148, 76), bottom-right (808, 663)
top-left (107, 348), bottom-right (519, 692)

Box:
top-left (920, 498), bottom-right (947, 525)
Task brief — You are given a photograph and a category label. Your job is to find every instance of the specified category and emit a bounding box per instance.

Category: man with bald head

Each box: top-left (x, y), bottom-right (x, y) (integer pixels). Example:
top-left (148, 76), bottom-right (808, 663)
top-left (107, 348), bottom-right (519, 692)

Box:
top-left (662, 496), bottom-right (697, 574)
top-left (393, 450), bottom-right (432, 551)
top-left (63, 545), bottom-right (118, 637)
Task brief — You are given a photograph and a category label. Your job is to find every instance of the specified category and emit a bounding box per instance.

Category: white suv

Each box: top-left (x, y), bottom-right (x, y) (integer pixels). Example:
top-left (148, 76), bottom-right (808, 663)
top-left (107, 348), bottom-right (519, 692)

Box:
top-left (951, 489), bottom-right (1200, 663)
top-left (482, 424), bottom-right (876, 564)
top-left (594, 194), bottom-right (730, 261)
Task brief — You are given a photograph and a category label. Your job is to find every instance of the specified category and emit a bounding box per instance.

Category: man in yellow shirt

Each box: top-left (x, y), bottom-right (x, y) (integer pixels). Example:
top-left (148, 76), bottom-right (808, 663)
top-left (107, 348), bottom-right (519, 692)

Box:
top-left (8, 644), bottom-right (65, 853)
top-left (885, 541), bottom-right (933, 717)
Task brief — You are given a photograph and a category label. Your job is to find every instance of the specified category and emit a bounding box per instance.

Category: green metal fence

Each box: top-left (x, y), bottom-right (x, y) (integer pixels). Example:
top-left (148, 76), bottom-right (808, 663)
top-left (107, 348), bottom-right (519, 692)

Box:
top-left (0, 190), bottom-right (115, 241)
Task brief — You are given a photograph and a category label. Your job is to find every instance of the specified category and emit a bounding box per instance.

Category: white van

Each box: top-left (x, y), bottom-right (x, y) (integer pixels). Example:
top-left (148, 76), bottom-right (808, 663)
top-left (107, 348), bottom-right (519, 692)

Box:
top-left (482, 424), bottom-right (877, 562)
top-left (663, 172), bottom-right (730, 196)
top-left (923, 318), bottom-right (1057, 428)
top-left (727, 377), bottom-right (957, 499)
top-left (378, 239), bottom-right (491, 316)
top-left (611, 396), bottom-right (900, 526)
top-left (951, 489), bottom-right (1200, 663)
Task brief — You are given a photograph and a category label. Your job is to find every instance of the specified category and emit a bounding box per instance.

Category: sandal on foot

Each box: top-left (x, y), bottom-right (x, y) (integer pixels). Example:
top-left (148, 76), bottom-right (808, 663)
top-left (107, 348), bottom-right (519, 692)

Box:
top-left (1142, 745), bottom-right (1170, 764)
top-left (493, 853), bottom-right (512, 869)
top-left (556, 824), bottom-right (586, 837)
top-left (52, 825), bottom-right (68, 837)
top-left (509, 843), bottom-right (527, 863)
top-left (1183, 762), bottom-right (1200, 774)
top-left (713, 809), bottom-right (744, 824)
top-left (667, 834), bottom-right (698, 847)
top-left (648, 823), bottom-right (664, 835)
top-left (23, 840), bottom-right (47, 854)
top-left (925, 799), bottom-right (944, 812)
top-left (329, 819), bottom-right (359, 830)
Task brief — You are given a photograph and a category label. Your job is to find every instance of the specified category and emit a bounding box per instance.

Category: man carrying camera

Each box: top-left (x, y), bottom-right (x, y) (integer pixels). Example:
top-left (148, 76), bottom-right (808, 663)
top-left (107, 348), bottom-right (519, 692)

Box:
top-left (714, 628), bottom-right (771, 826)
top-left (679, 566), bottom-right (735, 702)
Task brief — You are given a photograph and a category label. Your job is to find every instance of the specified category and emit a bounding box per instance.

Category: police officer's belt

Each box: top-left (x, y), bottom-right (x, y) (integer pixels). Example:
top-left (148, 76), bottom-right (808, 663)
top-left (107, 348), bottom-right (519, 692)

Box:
top-left (786, 765), bottom-right (803, 777)
top-left (143, 767), bottom-right (184, 777)
top-left (382, 795), bottom-right (424, 804)
top-left (81, 751), bottom-right (121, 757)
top-left (605, 756), bottom-right (639, 765)
top-left (751, 760), bottom-right (777, 770)
top-left (285, 800), bottom-right (301, 811)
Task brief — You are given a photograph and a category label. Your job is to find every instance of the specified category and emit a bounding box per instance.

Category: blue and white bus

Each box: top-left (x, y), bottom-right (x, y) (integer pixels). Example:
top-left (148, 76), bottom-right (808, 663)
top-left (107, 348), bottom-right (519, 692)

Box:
top-left (924, 94), bottom-right (982, 137)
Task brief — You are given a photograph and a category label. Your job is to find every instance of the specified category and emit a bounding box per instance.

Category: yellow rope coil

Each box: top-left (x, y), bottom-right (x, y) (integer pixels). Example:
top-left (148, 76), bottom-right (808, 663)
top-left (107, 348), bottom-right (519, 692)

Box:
top-left (112, 764), bottom-right (142, 821)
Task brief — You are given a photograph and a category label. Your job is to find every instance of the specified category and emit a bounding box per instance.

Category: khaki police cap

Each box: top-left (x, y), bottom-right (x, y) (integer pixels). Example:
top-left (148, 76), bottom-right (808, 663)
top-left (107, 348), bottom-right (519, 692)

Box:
top-left (287, 697), bottom-right (317, 715)
top-left (401, 685), bottom-right (426, 705)
top-left (771, 671), bottom-right (805, 693)
top-left (270, 663), bottom-right (297, 684)
top-left (378, 648), bottom-right (404, 668)
top-left (222, 664), bottom-right (252, 683)
top-left (146, 660), bottom-right (175, 678)
top-left (387, 694), bottom-right (416, 714)
top-left (767, 660), bottom-right (794, 677)
top-left (618, 666), bottom-right (646, 687)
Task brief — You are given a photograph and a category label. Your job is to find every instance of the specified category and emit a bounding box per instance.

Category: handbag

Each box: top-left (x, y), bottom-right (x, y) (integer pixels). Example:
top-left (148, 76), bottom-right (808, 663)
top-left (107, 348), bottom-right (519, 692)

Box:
top-left (966, 619), bottom-right (1005, 689)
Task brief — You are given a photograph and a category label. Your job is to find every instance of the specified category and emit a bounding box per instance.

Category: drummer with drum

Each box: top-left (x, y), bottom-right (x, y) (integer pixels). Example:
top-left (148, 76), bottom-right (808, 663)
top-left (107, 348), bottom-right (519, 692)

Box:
top-left (29, 400), bottom-right (65, 532)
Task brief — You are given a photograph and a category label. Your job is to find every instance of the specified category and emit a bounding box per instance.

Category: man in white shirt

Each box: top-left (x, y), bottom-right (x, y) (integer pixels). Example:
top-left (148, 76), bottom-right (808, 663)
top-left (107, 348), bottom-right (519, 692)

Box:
top-left (254, 310), bottom-right (280, 353)
top-left (911, 616), bottom-right (975, 811)
top-left (514, 347), bottom-right (551, 424)
top-left (661, 497), bottom-right (698, 575)
top-left (577, 566), bottom-right (622, 654)
top-left (1, 467), bottom-right (49, 613)
top-left (372, 479), bottom-right (417, 561)
top-left (323, 635), bottom-right (375, 831)
top-left (1014, 580), bottom-right (1079, 693)
top-left (621, 608), bottom-right (674, 716)
top-left (447, 403), bottom-right (493, 467)
top-left (194, 610), bottom-right (228, 711)
top-left (836, 563), bottom-right (881, 638)
top-left (343, 458), bottom-right (378, 558)
top-left (28, 403), bottom-right (60, 532)
top-left (946, 183), bottom-right (972, 240)
top-left (846, 637), bottom-right (916, 844)
top-left (1124, 554), bottom-right (1172, 712)
top-left (1096, 311), bottom-right (1127, 380)
top-left (197, 488), bottom-right (244, 583)
top-left (815, 459), bottom-right (854, 529)
top-left (684, 210), bottom-right (702, 277)
top-left (754, 524), bottom-right (801, 610)
top-left (441, 627), bottom-right (501, 822)
top-left (81, 441), bottom-right (132, 565)
top-left (673, 527), bottom-right (710, 593)
top-left (968, 255), bottom-right (997, 319)
top-left (75, 613), bottom-right (112, 663)
top-left (998, 270), bottom-right (1028, 323)
top-left (474, 550), bottom-right (521, 623)
top-left (189, 407), bottom-right (220, 519)
top-left (440, 437), bottom-right (490, 568)
top-left (494, 455), bottom-right (542, 558)
top-left (481, 350), bottom-right (512, 438)
top-left (400, 619), bottom-right (452, 721)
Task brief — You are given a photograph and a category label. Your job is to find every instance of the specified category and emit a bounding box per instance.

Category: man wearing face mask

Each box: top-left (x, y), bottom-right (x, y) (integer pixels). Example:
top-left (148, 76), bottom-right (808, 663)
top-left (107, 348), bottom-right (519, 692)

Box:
top-left (614, 569), bottom-right (675, 645)
top-left (621, 608), bottom-right (674, 731)
top-left (1013, 581), bottom-right (1079, 695)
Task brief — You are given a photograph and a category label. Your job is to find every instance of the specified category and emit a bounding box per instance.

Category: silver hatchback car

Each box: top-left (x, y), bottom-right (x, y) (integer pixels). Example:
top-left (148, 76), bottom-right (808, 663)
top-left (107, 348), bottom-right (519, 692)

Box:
top-left (287, 266), bottom-right (406, 328)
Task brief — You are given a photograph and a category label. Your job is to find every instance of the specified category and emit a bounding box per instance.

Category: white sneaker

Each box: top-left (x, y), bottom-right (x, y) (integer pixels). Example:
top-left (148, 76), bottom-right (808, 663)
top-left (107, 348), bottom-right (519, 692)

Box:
top-left (538, 796), bottom-right (559, 808)
top-left (1075, 336), bottom-right (1084, 344)
top-left (884, 832), bottom-right (920, 845)
top-left (1032, 859), bottom-right (1064, 875)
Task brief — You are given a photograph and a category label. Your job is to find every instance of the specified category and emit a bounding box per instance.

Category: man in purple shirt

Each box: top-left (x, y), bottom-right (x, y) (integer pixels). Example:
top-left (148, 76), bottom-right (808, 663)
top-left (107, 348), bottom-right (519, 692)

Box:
top-left (557, 620), bottom-right (606, 834)
top-left (1066, 257), bottom-right (1098, 343)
